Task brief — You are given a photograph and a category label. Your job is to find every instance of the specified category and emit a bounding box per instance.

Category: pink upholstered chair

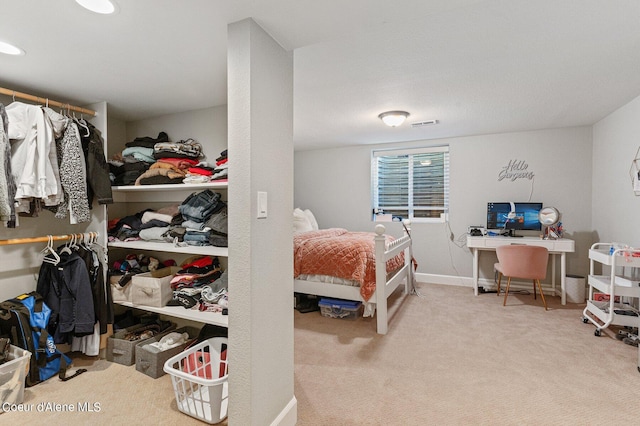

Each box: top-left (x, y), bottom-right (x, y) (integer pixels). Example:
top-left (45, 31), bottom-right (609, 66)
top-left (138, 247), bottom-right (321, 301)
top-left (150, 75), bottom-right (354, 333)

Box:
top-left (494, 245), bottom-right (549, 310)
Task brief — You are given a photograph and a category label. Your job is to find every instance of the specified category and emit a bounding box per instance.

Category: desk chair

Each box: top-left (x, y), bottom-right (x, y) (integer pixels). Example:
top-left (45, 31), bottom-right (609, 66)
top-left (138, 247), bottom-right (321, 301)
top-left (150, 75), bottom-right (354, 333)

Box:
top-left (495, 245), bottom-right (548, 310)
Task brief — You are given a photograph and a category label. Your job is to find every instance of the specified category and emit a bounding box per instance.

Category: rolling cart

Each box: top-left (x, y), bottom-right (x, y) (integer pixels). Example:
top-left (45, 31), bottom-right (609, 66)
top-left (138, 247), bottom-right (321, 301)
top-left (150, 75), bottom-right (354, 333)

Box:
top-left (582, 243), bottom-right (640, 336)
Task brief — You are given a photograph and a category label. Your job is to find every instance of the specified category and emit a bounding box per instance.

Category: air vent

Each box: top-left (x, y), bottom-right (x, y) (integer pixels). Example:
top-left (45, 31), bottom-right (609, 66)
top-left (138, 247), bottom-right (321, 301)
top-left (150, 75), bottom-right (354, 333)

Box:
top-left (411, 120), bottom-right (438, 128)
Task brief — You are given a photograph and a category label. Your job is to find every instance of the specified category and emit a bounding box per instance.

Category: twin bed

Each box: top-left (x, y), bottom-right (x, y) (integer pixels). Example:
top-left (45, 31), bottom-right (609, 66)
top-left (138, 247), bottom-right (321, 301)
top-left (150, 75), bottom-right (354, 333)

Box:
top-left (293, 220), bottom-right (415, 334)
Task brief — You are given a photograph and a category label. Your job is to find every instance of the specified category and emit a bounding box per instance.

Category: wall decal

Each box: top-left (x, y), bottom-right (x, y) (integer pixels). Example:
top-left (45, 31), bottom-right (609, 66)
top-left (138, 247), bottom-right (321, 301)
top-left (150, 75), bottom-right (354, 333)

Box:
top-left (629, 146), bottom-right (640, 195)
top-left (498, 159), bottom-right (534, 182)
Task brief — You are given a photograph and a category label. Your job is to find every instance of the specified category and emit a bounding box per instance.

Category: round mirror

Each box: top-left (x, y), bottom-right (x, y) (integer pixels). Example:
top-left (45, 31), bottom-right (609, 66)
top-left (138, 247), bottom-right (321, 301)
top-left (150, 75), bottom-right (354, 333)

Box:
top-left (538, 207), bottom-right (560, 226)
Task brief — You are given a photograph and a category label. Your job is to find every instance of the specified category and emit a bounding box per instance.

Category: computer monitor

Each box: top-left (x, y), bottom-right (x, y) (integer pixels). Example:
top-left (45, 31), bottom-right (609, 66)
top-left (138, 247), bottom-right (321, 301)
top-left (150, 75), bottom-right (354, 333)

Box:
top-left (486, 202), bottom-right (543, 233)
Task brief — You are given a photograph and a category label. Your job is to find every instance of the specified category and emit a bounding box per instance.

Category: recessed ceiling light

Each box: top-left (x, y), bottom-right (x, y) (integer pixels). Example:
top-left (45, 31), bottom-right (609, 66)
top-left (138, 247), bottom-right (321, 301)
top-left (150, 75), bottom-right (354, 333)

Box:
top-left (75, 0), bottom-right (117, 14)
top-left (0, 40), bottom-right (25, 56)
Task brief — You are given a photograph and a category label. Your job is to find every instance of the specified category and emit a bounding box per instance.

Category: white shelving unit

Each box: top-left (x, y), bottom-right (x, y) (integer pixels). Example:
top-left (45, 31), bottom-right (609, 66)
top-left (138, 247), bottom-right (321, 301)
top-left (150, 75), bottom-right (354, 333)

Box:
top-left (583, 242), bottom-right (640, 336)
top-left (109, 182), bottom-right (228, 327)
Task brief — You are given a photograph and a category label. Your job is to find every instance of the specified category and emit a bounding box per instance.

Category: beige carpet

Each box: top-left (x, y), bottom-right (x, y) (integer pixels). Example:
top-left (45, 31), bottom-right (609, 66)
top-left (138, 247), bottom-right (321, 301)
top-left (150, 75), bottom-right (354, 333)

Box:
top-left (2, 283), bottom-right (638, 425)
top-left (294, 283), bottom-right (640, 425)
top-left (1, 351), bottom-right (211, 426)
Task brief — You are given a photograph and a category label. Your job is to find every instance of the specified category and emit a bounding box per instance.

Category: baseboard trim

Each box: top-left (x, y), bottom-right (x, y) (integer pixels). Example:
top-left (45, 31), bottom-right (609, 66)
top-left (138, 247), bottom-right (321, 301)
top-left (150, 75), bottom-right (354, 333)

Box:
top-left (415, 273), bottom-right (560, 295)
top-left (415, 273), bottom-right (473, 288)
top-left (270, 396), bottom-right (297, 426)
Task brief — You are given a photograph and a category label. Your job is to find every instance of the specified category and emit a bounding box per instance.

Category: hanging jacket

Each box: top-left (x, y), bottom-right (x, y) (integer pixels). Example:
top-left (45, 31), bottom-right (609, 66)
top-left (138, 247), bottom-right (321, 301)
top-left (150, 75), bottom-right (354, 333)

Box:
top-left (5, 102), bottom-right (63, 208)
top-left (36, 250), bottom-right (95, 343)
top-left (0, 104), bottom-right (16, 224)
top-left (79, 120), bottom-right (113, 206)
top-left (43, 108), bottom-right (90, 223)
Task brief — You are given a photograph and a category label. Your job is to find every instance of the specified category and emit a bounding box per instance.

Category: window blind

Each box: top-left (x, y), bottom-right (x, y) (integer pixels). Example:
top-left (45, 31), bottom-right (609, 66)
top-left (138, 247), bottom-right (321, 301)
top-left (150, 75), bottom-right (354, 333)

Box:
top-left (372, 146), bottom-right (449, 221)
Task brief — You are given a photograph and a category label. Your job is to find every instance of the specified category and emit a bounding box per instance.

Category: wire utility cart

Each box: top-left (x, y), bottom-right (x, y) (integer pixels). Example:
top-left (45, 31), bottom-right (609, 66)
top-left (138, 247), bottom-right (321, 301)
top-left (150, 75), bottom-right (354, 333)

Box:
top-left (582, 243), bottom-right (640, 336)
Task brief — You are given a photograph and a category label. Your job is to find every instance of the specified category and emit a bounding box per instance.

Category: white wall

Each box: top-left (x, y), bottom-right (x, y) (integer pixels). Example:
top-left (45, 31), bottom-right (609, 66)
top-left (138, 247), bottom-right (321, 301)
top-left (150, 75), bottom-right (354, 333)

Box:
top-left (295, 126), bottom-right (594, 285)
top-left (228, 18), bottom-right (296, 425)
top-left (123, 105), bottom-right (227, 162)
top-left (592, 94), bottom-right (640, 245)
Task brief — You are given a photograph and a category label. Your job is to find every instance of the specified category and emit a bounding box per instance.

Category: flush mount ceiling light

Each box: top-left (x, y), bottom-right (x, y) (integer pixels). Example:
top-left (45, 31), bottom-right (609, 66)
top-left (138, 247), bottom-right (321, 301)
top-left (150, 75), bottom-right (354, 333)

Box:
top-left (0, 40), bottom-right (25, 56)
top-left (75, 0), bottom-right (117, 14)
top-left (378, 111), bottom-right (410, 127)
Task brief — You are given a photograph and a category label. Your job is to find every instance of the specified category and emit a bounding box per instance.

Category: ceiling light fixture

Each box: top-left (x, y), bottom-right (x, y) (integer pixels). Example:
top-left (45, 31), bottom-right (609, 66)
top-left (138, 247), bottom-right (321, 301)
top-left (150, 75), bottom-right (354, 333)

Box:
top-left (75, 0), bottom-right (117, 14)
top-left (0, 40), bottom-right (25, 56)
top-left (378, 111), bottom-right (410, 127)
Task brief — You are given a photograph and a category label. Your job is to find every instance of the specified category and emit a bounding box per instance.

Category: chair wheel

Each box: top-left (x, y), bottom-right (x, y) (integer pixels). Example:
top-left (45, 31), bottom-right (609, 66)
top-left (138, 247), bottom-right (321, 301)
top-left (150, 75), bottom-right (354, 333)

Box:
top-left (594, 329), bottom-right (601, 337)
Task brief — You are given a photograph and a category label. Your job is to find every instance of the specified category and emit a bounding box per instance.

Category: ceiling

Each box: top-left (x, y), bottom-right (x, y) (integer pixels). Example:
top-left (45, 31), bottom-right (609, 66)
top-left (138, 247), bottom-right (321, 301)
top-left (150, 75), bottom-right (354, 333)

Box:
top-left (1, 0), bottom-right (640, 151)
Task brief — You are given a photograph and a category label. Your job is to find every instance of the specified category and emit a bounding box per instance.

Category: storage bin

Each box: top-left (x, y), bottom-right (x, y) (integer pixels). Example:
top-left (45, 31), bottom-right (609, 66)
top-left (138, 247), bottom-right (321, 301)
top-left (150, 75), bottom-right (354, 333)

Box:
top-left (318, 298), bottom-right (362, 320)
top-left (131, 266), bottom-right (181, 307)
top-left (110, 274), bottom-right (133, 303)
top-left (135, 326), bottom-right (198, 379)
top-left (163, 337), bottom-right (229, 424)
top-left (107, 322), bottom-right (176, 366)
top-left (0, 345), bottom-right (31, 411)
top-left (566, 274), bottom-right (586, 303)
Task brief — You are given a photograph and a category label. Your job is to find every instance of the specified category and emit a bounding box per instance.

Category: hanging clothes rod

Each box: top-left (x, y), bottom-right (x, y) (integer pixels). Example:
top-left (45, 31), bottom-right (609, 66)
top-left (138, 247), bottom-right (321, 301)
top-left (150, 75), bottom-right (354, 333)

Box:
top-left (0, 86), bottom-right (97, 117)
top-left (0, 232), bottom-right (99, 246)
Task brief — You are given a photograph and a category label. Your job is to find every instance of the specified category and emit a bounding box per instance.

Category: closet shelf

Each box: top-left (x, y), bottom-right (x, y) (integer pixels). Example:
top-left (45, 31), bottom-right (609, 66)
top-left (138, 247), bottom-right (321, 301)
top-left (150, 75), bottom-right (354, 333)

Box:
top-left (114, 301), bottom-right (228, 327)
top-left (112, 182), bottom-right (228, 192)
top-left (108, 240), bottom-right (228, 257)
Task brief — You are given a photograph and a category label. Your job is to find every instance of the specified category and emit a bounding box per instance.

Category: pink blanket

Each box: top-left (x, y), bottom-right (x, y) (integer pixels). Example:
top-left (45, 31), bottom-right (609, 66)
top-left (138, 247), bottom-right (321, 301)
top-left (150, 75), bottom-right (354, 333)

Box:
top-left (293, 228), bottom-right (405, 301)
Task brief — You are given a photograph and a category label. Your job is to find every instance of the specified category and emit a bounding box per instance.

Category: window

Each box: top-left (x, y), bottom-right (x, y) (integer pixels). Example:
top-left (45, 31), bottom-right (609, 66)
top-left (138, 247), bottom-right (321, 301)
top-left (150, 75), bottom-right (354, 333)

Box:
top-left (371, 146), bottom-right (449, 222)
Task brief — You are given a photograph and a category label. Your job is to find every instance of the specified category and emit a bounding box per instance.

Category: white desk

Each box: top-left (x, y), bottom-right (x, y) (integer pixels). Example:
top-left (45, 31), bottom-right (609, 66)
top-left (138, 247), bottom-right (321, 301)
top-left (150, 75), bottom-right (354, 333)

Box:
top-left (467, 236), bottom-right (576, 305)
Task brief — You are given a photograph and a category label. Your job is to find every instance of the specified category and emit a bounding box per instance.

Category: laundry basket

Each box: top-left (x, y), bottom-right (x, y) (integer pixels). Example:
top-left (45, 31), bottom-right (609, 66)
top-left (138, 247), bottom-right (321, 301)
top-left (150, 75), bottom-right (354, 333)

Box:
top-left (163, 337), bottom-right (228, 424)
top-left (0, 345), bottom-right (31, 412)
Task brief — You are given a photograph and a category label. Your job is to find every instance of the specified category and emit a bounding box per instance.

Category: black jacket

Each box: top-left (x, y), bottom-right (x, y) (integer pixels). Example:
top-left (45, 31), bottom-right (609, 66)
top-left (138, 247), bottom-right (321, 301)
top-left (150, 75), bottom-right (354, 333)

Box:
top-left (36, 251), bottom-right (95, 343)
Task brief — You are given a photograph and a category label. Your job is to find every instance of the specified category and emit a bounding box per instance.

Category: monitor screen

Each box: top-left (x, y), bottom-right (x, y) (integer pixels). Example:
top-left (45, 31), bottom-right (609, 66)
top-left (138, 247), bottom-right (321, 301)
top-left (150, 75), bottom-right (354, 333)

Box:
top-left (487, 202), bottom-right (543, 231)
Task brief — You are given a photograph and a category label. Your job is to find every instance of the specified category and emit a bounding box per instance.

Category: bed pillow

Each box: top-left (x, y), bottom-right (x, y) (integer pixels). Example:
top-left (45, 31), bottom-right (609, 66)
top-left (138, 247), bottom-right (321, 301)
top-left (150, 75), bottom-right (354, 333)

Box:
top-left (293, 208), bottom-right (313, 233)
top-left (304, 209), bottom-right (319, 231)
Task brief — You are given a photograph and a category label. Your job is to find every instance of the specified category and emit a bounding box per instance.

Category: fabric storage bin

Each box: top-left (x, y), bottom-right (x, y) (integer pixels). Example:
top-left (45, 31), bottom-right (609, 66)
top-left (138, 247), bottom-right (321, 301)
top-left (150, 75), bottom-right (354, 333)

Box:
top-left (319, 298), bottom-right (362, 320)
top-left (131, 266), bottom-right (181, 307)
top-left (110, 273), bottom-right (133, 303)
top-left (135, 326), bottom-right (199, 379)
top-left (107, 322), bottom-right (176, 366)
top-left (0, 345), bottom-right (31, 411)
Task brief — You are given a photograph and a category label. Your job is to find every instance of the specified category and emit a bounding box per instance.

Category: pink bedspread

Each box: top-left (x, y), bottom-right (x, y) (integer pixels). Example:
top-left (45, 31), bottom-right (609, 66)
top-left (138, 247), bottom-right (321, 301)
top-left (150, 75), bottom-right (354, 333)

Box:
top-left (293, 228), bottom-right (405, 301)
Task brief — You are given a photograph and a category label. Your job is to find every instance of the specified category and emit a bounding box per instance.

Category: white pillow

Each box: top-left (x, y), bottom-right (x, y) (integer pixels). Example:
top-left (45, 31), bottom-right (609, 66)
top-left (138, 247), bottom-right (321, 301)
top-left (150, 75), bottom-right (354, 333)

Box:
top-left (304, 209), bottom-right (319, 231)
top-left (293, 208), bottom-right (313, 233)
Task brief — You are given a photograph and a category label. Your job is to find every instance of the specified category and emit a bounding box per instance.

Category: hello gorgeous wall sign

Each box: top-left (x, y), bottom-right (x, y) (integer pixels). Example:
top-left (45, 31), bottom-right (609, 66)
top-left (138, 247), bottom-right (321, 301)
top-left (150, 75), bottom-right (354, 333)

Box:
top-left (498, 159), bottom-right (534, 182)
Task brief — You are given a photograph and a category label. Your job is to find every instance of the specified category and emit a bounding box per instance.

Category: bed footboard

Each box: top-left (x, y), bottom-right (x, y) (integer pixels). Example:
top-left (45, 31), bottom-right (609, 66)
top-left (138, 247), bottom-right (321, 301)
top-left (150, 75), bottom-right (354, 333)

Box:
top-left (374, 223), bottom-right (413, 334)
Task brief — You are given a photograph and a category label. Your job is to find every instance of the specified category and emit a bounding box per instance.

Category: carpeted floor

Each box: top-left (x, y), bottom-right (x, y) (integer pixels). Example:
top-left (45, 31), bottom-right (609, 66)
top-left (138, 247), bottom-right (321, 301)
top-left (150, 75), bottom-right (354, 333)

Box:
top-left (294, 283), bottom-right (640, 425)
top-left (2, 283), bottom-right (638, 425)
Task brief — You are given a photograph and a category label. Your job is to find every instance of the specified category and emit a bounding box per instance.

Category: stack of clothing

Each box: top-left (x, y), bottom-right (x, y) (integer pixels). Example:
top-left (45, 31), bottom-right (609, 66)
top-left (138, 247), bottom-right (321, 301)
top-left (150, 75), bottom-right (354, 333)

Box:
top-left (168, 256), bottom-right (227, 313)
top-left (179, 189), bottom-right (228, 247)
top-left (211, 149), bottom-right (228, 182)
top-left (109, 132), bottom-right (168, 185)
top-left (136, 138), bottom-right (204, 185)
top-left (109, 133), bottom-right (207, 186)
top-left (107, 204), bottom-right (182, 243)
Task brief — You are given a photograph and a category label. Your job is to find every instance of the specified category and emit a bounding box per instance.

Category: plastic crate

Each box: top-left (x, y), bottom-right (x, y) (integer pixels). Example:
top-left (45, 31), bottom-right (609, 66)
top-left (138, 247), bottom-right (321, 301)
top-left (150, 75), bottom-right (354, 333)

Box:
top-left (319, 298), bottom-right (362, 320)
top-left (163, 337), bottom-right (229, 424)
top-left (0, 345), bottom-right (31, 411)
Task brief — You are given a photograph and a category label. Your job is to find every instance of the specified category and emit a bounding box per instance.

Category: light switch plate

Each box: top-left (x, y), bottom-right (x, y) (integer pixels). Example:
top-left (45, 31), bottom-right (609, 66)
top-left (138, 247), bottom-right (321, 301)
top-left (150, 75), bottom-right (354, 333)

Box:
top-left (257, 191), bottom-right (267, 219)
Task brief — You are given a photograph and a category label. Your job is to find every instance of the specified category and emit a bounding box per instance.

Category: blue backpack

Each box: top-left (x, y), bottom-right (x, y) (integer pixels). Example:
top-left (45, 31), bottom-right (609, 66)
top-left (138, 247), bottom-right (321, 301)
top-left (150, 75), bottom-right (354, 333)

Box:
top-left (0, 292), bottom-right (85, 386)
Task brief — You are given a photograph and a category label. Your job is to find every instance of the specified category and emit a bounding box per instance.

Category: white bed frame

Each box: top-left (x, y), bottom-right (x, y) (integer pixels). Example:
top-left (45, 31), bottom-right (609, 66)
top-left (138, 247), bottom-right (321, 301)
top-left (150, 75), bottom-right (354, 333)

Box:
top-left (294, 223), bottom-right (414, 334)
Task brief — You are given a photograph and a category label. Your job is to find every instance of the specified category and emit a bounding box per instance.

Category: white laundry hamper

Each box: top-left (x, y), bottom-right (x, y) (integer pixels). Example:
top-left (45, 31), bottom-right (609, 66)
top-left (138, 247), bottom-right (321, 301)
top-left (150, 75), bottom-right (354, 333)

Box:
top-left (163, 337), bottom-right (229, 424)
